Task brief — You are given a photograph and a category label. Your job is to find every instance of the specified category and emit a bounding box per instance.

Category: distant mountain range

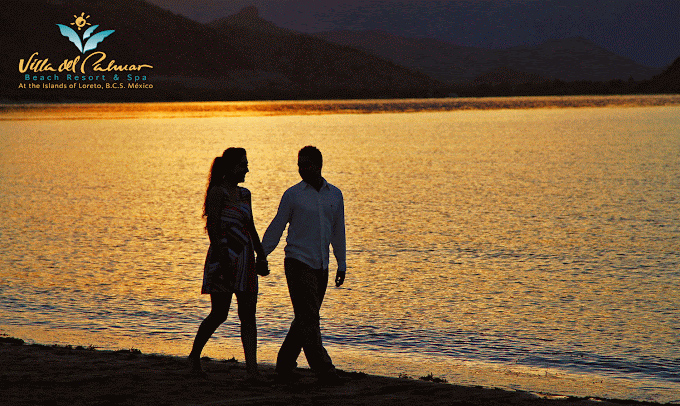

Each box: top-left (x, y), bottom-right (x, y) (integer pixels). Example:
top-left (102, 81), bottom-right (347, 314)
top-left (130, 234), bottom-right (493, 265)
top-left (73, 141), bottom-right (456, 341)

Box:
top-left (314, 30), bottom-right (662, 84)
top-left (1, 0), bottom-right (676, 102)
top-left (205, 6), bottom-right (442, 98)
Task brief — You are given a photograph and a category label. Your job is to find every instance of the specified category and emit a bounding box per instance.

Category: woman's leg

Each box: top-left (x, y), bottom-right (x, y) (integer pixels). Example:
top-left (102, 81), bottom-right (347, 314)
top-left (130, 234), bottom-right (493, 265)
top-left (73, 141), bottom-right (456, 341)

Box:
top-left (236, 291), bottom-right (258, 377)
top-left (189, 293), bottom-right (232, 370)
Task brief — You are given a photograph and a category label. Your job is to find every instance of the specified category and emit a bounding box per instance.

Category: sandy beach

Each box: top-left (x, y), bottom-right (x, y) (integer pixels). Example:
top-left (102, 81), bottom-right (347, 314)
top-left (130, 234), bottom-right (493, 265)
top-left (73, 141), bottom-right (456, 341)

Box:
top-left (1, 338), bottom-right (666, 406)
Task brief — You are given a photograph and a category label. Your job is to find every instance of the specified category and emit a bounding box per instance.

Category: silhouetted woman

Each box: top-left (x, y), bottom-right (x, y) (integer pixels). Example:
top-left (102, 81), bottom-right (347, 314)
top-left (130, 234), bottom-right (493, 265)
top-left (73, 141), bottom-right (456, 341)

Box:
top-left (189, 148), bottom-right (268, 381)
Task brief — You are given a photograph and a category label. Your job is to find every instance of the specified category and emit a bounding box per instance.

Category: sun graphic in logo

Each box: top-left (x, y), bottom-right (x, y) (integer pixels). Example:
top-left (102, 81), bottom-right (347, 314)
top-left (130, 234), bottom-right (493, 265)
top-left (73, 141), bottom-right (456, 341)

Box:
top-left (71, 12), bottom-right (91, 31)
top-left (57, 13), bottom-right (115, 54)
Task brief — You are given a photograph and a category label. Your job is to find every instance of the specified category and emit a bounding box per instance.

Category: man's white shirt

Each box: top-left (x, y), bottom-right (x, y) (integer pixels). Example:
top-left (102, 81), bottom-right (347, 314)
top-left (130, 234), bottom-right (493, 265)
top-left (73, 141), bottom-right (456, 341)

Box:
top-left (262, 179), bottom-right (346, 273)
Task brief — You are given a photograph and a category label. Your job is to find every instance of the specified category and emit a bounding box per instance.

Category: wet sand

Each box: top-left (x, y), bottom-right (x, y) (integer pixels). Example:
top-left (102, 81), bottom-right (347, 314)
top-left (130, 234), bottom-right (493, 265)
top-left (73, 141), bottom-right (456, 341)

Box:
top-left (0, 339), bottom-right (664, 406)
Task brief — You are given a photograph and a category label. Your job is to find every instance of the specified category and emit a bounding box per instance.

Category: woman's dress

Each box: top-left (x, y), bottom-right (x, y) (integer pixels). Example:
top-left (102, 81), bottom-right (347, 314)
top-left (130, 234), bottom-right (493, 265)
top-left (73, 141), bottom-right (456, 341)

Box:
top-left (202, 187), bottom-right (257, 294)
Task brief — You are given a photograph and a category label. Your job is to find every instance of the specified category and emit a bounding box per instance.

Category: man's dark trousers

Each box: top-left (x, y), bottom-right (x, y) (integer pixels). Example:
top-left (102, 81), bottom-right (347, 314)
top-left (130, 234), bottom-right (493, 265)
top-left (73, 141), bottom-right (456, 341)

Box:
top-left (276, 258), bottom-right (334, 374)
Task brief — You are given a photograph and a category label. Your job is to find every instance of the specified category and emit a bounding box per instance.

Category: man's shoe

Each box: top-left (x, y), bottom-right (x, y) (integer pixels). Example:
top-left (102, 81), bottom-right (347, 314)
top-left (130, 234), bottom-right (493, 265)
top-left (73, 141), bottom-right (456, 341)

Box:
top-left (274, 369), bottom-right (304, 384)
top-left (316, 369), bottom-right (345, 386)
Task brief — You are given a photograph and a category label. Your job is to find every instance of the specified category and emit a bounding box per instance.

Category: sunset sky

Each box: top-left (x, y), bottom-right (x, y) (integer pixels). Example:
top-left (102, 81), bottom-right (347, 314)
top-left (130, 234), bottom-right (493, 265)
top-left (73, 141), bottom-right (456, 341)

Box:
top-left (146, 0), bottom-right (679, 68)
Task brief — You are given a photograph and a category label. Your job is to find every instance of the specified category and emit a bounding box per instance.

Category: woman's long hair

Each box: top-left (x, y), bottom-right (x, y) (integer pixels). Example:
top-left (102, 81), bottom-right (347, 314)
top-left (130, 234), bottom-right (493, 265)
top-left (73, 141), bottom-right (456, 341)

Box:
top-left (202, 148), bottom-right (246, 223)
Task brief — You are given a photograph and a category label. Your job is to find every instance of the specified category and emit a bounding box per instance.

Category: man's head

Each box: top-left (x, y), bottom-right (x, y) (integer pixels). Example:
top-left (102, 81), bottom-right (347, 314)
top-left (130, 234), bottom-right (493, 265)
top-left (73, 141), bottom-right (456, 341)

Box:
top-left (298, 146), bottom-right (323, 186)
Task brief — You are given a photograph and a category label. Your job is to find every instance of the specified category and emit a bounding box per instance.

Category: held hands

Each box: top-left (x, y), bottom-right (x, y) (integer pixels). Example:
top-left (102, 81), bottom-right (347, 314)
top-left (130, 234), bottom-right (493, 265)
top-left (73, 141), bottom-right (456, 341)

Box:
top-left (256, 257), bottom-right (270, 276)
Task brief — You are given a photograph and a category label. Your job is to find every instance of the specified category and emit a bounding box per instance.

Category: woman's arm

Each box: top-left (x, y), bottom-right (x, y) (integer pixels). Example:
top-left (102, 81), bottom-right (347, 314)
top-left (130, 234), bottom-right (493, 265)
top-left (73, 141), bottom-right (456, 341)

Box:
top-left (245, 191), bottom-right (265, 258)
top-left (205, 186), bottom-right (223, 246)
top-left (245, 190), bottom-right (269, 276)
top-left (206, 186), bottom-right (232, 273)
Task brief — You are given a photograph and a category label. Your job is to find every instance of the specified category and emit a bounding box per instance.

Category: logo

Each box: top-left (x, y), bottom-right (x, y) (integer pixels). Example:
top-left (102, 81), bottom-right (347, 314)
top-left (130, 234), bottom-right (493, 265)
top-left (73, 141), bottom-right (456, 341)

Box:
top-left (18, 11), bottom-right (154, 92)
top-left (56, 13), bottom-right (115, 54)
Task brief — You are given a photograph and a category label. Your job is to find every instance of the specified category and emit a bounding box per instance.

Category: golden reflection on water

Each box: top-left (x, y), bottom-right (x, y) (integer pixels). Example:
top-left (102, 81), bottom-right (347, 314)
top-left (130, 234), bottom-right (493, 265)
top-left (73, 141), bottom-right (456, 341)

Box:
top-left (1, 98), bottom-right (679, 402)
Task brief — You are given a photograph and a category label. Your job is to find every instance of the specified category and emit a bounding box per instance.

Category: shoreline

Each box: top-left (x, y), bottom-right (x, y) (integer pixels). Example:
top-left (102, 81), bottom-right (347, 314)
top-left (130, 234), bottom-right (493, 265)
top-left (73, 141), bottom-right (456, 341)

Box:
top-left (0, 338), bottom-right (669, 406)
top-left (2, 94), bottom-right (680, 122)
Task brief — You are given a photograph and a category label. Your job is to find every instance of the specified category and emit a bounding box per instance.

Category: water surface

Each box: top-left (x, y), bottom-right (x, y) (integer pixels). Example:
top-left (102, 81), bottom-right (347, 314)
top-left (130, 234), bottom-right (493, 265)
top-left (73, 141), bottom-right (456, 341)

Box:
top-left (1, 96), bottom-right (679, 403)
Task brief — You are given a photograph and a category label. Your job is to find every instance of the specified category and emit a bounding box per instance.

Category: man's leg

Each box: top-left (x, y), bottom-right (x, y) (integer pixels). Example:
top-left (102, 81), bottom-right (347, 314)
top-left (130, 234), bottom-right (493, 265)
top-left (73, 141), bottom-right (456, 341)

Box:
top-left (279, 258), bottom-right (334, 374)
top-left (275, 318), bottom-right (302, 372)
top-left (275, 259), bottom-right (305, 373)
top-left (307, 266), bottom-right (333, 372)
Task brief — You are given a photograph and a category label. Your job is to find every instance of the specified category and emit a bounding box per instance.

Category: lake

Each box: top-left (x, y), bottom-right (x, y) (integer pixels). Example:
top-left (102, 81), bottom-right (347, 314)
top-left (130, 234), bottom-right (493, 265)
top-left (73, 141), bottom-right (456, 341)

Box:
top-left (1, 95), bottom-right (679, 403)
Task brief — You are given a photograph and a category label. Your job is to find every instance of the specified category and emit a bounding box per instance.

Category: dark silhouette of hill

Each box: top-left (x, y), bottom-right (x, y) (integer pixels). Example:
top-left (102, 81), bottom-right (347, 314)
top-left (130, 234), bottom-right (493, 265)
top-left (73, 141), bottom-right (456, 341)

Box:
top-left (497, 38), bottom-right (661, 83)
top-left (210, 5), bottom-right (296, 36)
top-left (314, 31), bottom-right (662, 85)
top-left (1, 1), bottom-right (442, 101)
top-left (639, 57), bottom-right (680, 94)
top-left (474, 67), bottom-right (548, 86)
top-left (313, 30), bottom-right (487, 85)
top-left (452, 55), bottom-right (680, 98)
top-left (207, 7), bottom-right (442, 99)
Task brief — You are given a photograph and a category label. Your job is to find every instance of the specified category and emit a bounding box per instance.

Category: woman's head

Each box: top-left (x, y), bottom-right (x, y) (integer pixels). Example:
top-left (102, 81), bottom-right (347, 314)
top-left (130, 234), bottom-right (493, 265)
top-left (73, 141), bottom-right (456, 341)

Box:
top-left (204, 148), bottom-right (248, 220)
top-left (222, 147), bottom-right (248, 184)
top-left (207, 148), bottom-right (248, 189)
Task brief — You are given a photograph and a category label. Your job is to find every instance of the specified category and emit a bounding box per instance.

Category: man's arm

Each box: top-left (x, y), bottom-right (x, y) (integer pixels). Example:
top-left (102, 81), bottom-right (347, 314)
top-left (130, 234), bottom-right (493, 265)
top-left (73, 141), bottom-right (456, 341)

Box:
top-left (331, 190), bottom-right (346, 287)
top-left (261, 190), bottom-right (292, 257)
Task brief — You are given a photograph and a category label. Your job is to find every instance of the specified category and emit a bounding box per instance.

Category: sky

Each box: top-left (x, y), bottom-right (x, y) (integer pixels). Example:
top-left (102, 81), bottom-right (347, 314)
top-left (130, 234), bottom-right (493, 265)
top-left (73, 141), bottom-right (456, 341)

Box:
top-left (146, 0), bottom-right (680, 68)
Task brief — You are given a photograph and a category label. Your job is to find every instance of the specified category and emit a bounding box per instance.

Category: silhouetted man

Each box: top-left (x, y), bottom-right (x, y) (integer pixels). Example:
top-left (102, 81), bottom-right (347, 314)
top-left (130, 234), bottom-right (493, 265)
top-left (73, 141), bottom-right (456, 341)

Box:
top-left (262, 146), bottom-right (346, 383)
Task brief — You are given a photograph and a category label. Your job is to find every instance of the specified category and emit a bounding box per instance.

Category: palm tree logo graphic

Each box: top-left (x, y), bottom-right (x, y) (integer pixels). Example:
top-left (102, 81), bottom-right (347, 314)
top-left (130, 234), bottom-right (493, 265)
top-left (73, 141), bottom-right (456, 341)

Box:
top-left (57, 13), bottom-right (115, 54)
